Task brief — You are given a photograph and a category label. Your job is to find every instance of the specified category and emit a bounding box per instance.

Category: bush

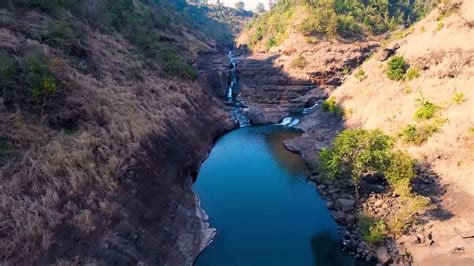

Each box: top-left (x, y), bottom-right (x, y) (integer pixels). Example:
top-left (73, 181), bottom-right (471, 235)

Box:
top-left (158, 45), bottom-right (197, 80)
top-left (319, 129), bottom-right (393, 197)
top-left (266, 36), bottom-right (277, 49)
top-left (250, 26), bottom-right (264, 45)
top-left (355, 68), bottom-right (366, 81)
top-left (414, 99), bottom-right (438, 120)
top-left (436, 21), bottom-right (444, 31)
top-left (386, 56), bottom-right (408, 81)
top-left (384, 151), bottom-right (415, 196)
top-left (342, 66), bottom-right (350, 75)
top-left (25, 52), bottom-right (57, 97)
top-left (305, 36), bottom-right (318, 44)
top-left (320, 128), bottom-right (420, 198)
top-left (291, 54), bottom-right (307, 69)
top-left (399, 124), bottom-right (437, 145)
top-left (402, 86), bottom-right (413, 94)
top-left (41, 19), bottom-right (81, 51)
top-left (452, 92), bottom-right (465, 105)
top-left (388, 195), bottom-right (429, 234)
top-left (359, 216), bottom-right (387, 244)
top-left (321, 97), bottom-right (344, 117)
top-left (405, 67), bottom-right (420, 81)
top-left (337, 15), bottom-right (362, 36)
top-left (0, 52), bottom-right (17, 91)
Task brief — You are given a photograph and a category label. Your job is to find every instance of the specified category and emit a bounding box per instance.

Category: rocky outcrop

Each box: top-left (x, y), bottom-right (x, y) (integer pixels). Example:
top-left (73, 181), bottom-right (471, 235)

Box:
top-left (235, 40), bottom-right (378, 124)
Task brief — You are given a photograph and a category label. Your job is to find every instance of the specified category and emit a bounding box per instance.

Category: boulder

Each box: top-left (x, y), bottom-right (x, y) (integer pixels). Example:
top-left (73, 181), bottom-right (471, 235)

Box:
top-left (379, 43), bottom-right (401, 62)
top-left (326, 201), bottom-right (334, 209)
top-left (376, 246), bottom-right (391, 264)
top-left (335, 198), bottom-right (356, 212)
top-left (331, 210), bottom-right (345, 221)
top-left (374, 199), bottom-right (384, 208)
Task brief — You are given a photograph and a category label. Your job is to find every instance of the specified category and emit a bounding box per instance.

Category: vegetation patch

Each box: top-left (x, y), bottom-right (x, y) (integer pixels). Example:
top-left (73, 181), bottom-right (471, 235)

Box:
top-left (359, 214), bottom-right (387, 244)
top-left (387, 195), bottom-right (430, 234)
top-left (26, 52), bottom-right (58, 98)
top-left (414, 99), bottom-right (439, 121)
top-left (402, 86), bottom-right (413, 94)
top-left (386, 56), bottom-right (408, 81)
top-left (158, 45), bottom-right (198, 80)
top-left (405, 67), bottom-right (420, 81)
top-left (354, 68), bottom-right (367, 81)
top-left (41, 19), bottom-right (83, 52)
top-left (399, 118), bottom-right (446, 145)
top-left (243, 1), bottom-right (432, 49)
top-left (452, 92), bottom-right (465, 105)
top-left (291, 54), bottom-right (307, 69)
top-left (321, 129), bottom-right (430, 238)
top-left (321, 97), bottom-right (344, 117)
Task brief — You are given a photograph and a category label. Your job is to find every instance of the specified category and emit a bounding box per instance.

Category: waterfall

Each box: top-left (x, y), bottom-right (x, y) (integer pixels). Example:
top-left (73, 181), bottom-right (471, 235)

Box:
top-left (279, 117), bottom-right (300, 127)
top-left (224, 50), bottom-right (251, 127)
top-left (302, 100), bottom-right (323, 114)
top-left (279, 99), bottom-right (322, 128)
top-left (227, 84), bottom-right (233, 99)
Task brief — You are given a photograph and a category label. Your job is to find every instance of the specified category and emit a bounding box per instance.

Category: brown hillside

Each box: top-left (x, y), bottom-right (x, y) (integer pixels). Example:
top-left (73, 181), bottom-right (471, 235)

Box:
top-left (331, 1), bottom-right (474, 264)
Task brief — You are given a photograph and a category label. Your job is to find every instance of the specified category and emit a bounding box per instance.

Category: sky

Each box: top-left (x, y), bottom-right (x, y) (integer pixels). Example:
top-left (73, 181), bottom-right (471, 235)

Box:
top-left (214, 0), bottom-right (269, 11)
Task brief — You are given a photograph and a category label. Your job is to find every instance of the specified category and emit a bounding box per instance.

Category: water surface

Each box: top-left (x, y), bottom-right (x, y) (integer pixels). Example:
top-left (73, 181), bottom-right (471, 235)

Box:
top-left (194, 125), bottom-right (356, 266)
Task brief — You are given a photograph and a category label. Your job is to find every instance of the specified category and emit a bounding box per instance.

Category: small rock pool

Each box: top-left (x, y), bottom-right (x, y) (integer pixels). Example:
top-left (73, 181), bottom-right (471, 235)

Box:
top-left (193, 125), bottom-right (358, 266)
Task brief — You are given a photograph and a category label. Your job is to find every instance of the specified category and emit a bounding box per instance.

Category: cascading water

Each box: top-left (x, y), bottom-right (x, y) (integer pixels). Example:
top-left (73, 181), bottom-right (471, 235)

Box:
top-left (225, 51), bottom-right (250, 127)
top-left (279, 99), bottom-right (324, 127)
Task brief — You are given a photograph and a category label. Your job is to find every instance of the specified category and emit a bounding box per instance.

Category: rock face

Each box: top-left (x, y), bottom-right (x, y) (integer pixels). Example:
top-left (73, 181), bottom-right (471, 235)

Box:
top-left (235, 41), bottom-right (378, 124)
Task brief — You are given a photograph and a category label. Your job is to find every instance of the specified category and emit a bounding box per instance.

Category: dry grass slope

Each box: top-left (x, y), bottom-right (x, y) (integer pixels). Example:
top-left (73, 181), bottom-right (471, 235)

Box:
top-left (0, 6), bottom-right (230, 263)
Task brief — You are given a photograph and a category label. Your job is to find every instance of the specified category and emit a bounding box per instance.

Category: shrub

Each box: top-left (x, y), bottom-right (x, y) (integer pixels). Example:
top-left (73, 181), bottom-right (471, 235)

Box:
top-left (436, 21), bottom-right (444, 31)
top-left (399, 124), bottom-right (437, 145)
top-left (0, 52), bottom-right (17, 92)
top-left (388, 195), bottom-right (430, 234)
top-left (355, 68), bottom-right (366, 81)
top-left (305, 36), bottom-right (318, 44)
top-left (402, 86), bottom-right (413, 94)
top-left (384, 151), bottom-right (415, 196)
top-left (41, 19), bottom-right (81, 51)
top-left (405, 67), bottom-right (420, 81)
top-left (250, 26), bottom-right (264, 45)
top-left (358, 214), bottom-right (386, 244)
top-left (414, 99), bottom-right (438, 120)
top-left (25, 52), bottom-right (57, 97)
top-left (452, 92), bottom-right (465, 105)
top-left (342, 66), bottom-right (350, 75)
top-left (291, 54), bottom-right (307, 69)
top-left (321, 97), bottom-right (344, 117)
top-left (266, 36), bottom-right (277, 49)
top-left (387, 56), bottom-right (408, 81)
top-left (158, 45), bottom-right (197, 80)
top-left (319, 129), bottom-right (393, 197)
top-left (336, 15), bottom-right (362, 36)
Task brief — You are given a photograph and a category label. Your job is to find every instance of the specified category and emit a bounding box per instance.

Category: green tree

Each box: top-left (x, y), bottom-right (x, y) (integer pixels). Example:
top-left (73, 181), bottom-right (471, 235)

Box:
top-left (387, 55), bottom-right (408, 81)
top-left (256, 2), bottom-right (265, 12)
top-left (319, 129), bottom-right (393, 198)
